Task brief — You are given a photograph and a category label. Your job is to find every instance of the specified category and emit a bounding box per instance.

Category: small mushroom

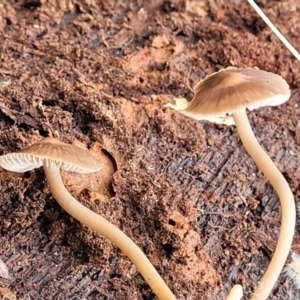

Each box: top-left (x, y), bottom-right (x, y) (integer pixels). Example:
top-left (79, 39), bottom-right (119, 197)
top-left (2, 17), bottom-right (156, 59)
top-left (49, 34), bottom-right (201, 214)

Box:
top-left (169, 67), bottom-right (296, 300)
top-left (0, 137), bottom-right (176, 300)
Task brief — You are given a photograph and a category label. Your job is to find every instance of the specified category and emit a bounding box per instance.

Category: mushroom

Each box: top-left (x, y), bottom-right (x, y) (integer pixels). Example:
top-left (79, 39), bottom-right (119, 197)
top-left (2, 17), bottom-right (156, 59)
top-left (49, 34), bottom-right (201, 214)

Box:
top-left (0, 137), bottom-right (176, 300)
top-left (168, 67), bottom-right (296, 300)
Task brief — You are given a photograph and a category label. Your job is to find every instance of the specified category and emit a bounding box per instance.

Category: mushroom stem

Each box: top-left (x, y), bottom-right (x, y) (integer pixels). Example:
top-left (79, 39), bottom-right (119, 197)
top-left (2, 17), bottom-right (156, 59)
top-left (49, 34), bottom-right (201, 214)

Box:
top-left (43, 164), bottom-right (176, 300)
top-left (232, 108), bottom-right (295, 300)
top-left (226, 284), bottom-right (243, 300)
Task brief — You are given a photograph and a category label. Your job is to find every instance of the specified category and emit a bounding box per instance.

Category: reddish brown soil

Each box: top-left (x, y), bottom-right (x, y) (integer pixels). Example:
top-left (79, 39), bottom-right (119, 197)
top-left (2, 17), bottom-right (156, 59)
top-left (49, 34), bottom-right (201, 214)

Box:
top-left (0, 0), bottom-right (300, 299)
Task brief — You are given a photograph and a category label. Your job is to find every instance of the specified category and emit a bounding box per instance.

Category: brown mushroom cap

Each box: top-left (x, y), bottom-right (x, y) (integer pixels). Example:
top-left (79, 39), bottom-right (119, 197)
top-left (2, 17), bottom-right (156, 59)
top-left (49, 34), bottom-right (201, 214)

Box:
top-left (0, 137), bottom-right (103, 173)
top-left (184, 67), bottom-right (291, 117)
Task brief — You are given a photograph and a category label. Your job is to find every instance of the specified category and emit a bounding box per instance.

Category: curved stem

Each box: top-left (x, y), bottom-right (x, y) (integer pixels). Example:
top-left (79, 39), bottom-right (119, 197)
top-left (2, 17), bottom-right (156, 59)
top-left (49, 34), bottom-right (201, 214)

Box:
top-left (232, 109), bottom-right (295, 300)
top-left (43, 164), bottom-right (176, 300)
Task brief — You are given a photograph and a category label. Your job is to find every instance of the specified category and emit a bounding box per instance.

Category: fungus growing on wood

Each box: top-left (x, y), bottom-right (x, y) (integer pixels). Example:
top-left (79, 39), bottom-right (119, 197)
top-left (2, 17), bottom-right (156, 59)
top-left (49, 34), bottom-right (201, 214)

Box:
top-left (169, 67), bottom-right (296, 300)
top-left (0, 137), bottom-right (176, 300)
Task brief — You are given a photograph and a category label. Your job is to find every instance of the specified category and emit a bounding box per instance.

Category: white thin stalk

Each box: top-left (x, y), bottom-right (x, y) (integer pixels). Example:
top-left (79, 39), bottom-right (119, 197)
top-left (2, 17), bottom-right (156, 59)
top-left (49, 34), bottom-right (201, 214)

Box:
top-left (247, 0), bottom-right (300, 62)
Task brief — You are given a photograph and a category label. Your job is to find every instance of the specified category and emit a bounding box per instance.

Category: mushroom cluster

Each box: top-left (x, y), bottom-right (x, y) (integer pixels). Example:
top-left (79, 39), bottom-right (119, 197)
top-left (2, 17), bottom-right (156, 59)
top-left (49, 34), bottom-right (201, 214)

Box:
top-left (168, 67), bottom-right (295, 300)
top-left (0, 137), bottom-right (176, 300)
top-left (0, 67), bottom-right (295, 300)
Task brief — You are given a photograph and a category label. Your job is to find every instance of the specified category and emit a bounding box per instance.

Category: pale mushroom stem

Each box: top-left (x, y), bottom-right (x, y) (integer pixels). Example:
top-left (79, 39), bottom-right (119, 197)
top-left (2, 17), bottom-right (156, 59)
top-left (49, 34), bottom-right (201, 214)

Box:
top-left (225, 284), bottom-right (243, 300)
top-left (43, 163), bottom-right (176, 300)
top-left (232, 108), bottom-right (295, 300)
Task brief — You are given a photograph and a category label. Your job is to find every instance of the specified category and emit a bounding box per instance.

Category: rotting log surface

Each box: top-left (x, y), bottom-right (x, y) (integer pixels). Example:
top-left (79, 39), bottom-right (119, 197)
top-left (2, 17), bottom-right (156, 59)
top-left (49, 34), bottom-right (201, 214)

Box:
top-left (0, 1), bottom-right (300, 299)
